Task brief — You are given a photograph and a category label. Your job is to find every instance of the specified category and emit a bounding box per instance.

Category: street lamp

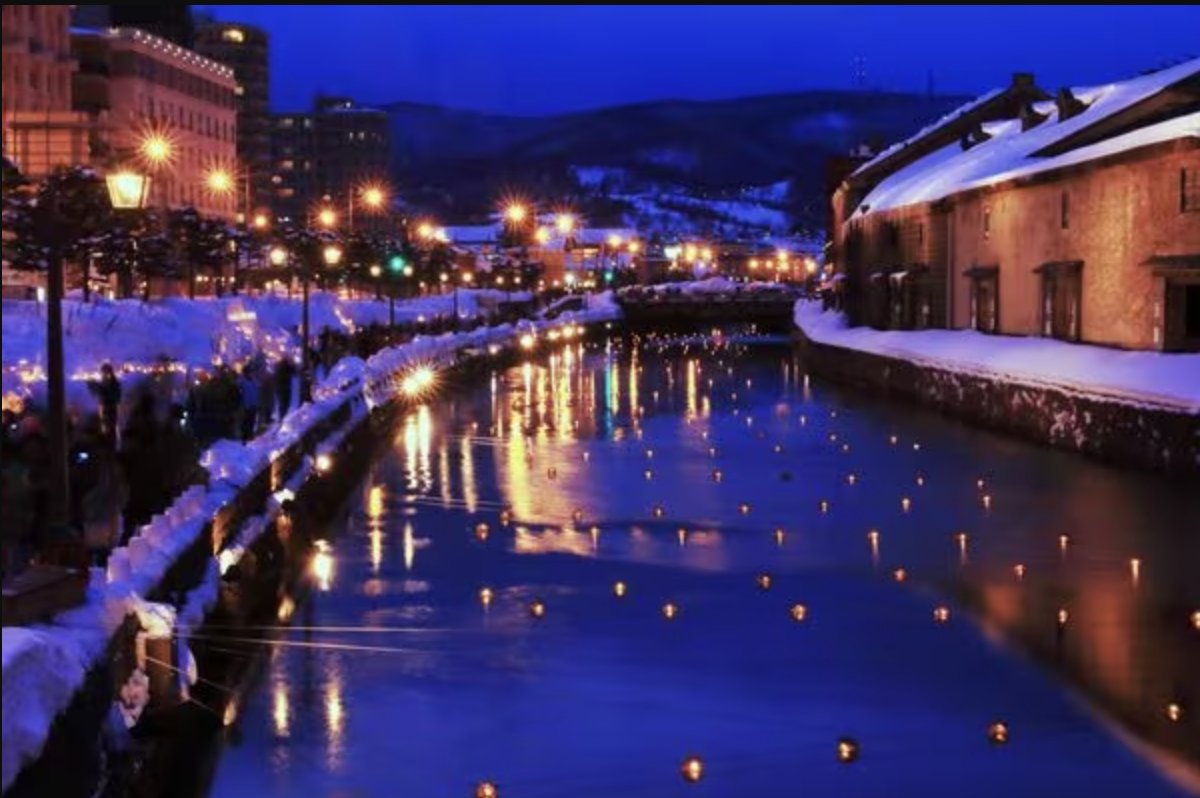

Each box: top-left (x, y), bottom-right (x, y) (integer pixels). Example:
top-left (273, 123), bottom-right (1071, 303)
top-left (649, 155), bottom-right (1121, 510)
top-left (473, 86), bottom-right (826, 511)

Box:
top-left (106, 170), bottom-right (152, 209)
top-left (505, 203), bottom-right (528, 224)
top-left (317, 207), bottom-right (337, 229)
top-left (555, 213), bottom-right (575, 234)
top-left (205, 167), bottom-right (234, 196)
top-left (369, 263), bottom-right (383, 301)
top-left (300, 243), bottom-right (343, 403)
top-left (139, 133), bottom-right (174, 168)
top-left (40, 169), bottom-right (149, 545)
top-left (268, 246), bottom-right (289, 297)
top-left (361, 185), bottom-right (386, 210)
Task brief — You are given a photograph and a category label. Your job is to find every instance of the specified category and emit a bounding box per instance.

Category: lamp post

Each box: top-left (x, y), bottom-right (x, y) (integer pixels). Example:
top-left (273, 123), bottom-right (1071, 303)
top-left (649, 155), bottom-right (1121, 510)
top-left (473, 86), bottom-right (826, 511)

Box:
top-left (268, 245), bottom-right (289, 297)
top-left (300, 243), bottom-right (342, 402)
top-left (25, 169), bottom-right (153, 544)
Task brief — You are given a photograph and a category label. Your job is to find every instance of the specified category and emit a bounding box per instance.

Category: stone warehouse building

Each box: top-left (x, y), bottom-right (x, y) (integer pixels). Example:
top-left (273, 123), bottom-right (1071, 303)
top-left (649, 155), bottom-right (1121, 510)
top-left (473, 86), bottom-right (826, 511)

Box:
top-left (832, 58), bottom-right (1200, 352)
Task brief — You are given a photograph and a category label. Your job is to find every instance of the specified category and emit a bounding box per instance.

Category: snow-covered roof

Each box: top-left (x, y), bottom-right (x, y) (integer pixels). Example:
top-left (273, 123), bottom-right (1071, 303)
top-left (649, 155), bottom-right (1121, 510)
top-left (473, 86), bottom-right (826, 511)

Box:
top-left (851, 88), bottom-right (1006, 178)
top-left (442, 225), bottom-right (500, 244)
top-left (575, 228), bottom-right (637, 246)
top-left (855, 58), bottom-right (1200, 216)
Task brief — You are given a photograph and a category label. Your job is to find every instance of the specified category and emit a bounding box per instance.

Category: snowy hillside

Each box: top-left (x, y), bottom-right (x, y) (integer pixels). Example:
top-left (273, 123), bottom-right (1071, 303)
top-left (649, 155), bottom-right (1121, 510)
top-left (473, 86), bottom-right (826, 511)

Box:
top-left (570, 166), bottom-right (796, 239)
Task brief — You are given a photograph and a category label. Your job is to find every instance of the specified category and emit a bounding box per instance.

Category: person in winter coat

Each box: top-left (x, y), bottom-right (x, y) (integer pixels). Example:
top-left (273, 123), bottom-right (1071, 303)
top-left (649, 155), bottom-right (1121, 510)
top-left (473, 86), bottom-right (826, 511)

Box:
top-left (239, 366), bottom-right (260, 442)
top-left (275, 358), bottom-right (296, 421)
top-left (90, 363), bottom-right (123, 443)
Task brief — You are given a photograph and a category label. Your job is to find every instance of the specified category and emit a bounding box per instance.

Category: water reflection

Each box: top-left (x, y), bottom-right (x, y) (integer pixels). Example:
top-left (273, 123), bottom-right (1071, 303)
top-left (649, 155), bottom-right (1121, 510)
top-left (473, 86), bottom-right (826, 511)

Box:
top-left (204, 335), bottom-right (1200, 798)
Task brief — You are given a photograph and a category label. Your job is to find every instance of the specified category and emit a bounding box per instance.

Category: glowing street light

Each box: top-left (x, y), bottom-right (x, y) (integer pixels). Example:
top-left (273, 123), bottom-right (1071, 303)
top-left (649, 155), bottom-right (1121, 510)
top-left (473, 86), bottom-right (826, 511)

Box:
top-left (139, 133), bottom-right (174, 167)
top-left (416, 221), bottom-right (435, 240)
top-left (606, 233), bottom-right (623, 248)
top-left (268, 246), bottom-right (288, 267)
top-left (252, 213), bottom-right (269, 230)
top-left (105, 170), bottom-right (151, 210)
top-left (317, 207), bottom-right (337, 228)
top-left (323, 245), bottom-right (343, 266)
top-left (555, 213), bottom-right (575, 234)
top-left (360, 184), bottom-right (386, 209)
top-left (205, 167), bottom-right (234, 195)
top-left (534, 226), bottom-right (551, 245)
top-left (680, 756), bottom-right (704, 783)
top-left (505, 203), bottom-right (528, 223)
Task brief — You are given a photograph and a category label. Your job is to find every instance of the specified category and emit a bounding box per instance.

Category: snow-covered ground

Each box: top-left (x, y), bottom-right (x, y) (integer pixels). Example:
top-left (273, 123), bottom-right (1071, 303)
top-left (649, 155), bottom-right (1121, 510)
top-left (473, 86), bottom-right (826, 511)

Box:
top-left (616, 190), bottom-right (791, 237)
top-left (623, 276), bottom-right (792, 296)
top-left (0, 290), bottom-right (527, 413)
top-left (795, 302), bottom-right (1200, 412)
top-left (0, 296), bottom-right (622, 793)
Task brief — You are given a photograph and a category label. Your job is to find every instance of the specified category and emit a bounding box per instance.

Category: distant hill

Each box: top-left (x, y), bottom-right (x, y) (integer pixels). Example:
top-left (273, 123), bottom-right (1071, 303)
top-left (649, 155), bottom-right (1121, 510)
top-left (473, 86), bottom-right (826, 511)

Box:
top-left (382, 90), bottom-right (971, 230)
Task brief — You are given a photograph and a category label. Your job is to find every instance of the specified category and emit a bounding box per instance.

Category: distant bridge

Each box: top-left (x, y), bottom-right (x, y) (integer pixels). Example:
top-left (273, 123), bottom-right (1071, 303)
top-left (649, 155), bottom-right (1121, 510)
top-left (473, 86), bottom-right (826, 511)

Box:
top-left (616, 288), bottom-right (800, 331)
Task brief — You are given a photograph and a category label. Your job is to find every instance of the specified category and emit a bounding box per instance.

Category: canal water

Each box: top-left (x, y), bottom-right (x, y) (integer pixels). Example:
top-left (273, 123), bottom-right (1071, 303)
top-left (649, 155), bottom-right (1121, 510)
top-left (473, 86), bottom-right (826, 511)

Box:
top-left (201, 334), bottom-right (1199, 798)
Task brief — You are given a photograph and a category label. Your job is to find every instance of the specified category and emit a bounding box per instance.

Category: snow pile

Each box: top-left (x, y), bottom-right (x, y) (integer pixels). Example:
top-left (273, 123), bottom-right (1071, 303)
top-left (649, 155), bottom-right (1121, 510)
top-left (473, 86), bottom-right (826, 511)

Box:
top-left (1, 289), bottom-right (524, 413)
top-left (1, 628), bottom-right (89, 790)
top-left (795, 301), bottom-right (1200, 412)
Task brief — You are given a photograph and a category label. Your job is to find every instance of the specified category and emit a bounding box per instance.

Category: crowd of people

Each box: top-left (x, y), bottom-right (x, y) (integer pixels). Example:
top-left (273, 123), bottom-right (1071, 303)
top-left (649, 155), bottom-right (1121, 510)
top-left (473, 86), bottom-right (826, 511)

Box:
top-left (0, 312), bottom-right (516, 578)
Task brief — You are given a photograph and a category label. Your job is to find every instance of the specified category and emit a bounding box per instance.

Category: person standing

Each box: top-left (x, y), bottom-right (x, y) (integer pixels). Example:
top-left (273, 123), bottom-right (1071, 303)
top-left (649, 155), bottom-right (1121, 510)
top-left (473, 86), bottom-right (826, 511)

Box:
top-left (239, 367), bottom-right (260, 442)
top-left (91, 363), bottom-right (123, 443)
top-left (275, 358), bottom-right (296, 421)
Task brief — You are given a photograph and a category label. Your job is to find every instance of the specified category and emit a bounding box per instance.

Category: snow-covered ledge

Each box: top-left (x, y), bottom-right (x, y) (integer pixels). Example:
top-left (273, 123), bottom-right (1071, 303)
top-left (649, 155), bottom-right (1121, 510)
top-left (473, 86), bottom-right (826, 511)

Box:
top-left (794, 301), bottom-right (1199, 472)
top-left (795, 302), bottom-right (1200, 414)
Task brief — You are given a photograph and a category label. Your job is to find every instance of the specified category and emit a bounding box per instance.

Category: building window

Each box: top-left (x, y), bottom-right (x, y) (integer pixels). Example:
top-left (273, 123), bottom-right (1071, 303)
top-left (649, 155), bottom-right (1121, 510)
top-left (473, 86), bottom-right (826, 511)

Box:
top-left (222, 28), bottom-right (245, 44)
top-left (1182, 168), bottom-right (1200, 213)
top-left (1162, 281), bottom-right (1200, 352)
top-left (968, 271), bottom-right (999, 334)
top-left (1060, 191), bottom-right (1070, 230)
top-left (982, 208), bottom-right (991, 239)
top-left (278, 117), bottom-right (294, 129)
top-left (1039, 262), bottom-right (1083, 342)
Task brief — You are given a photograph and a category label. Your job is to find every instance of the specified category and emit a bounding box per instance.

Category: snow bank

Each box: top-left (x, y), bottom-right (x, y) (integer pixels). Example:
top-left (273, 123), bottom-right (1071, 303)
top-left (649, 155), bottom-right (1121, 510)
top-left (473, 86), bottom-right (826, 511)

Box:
top-left (795, 301), bottom-right (1200, 412)
top-left (0, 289), bottom-right (525, 413)
top-left (1, 628), bottom-right (89, 790)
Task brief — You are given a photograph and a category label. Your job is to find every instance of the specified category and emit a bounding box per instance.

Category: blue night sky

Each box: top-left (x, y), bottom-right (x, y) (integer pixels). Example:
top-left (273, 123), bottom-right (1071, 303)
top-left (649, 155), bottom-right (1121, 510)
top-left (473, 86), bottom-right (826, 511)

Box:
top-left (206, 4), bottom-right (1196, 115)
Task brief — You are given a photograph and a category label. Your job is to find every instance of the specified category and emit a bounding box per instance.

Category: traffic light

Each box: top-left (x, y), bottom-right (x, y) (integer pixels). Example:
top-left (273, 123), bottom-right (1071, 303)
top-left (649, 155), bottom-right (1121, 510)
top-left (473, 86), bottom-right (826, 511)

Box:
top-left (389, 255), bottom-right (405, 273)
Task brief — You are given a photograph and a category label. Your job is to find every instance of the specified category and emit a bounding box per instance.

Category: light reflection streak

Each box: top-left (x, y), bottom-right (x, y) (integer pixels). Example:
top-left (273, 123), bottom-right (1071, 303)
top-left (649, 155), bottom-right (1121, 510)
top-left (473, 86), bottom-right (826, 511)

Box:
top-left (403, 521), bottom-right (416, 571)
top-left (461, 436), bottom-right (478, 513)
top-left (272, 680), bottom-right (290, 737)
top-left (324, 664), bottom-right (344, 770)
